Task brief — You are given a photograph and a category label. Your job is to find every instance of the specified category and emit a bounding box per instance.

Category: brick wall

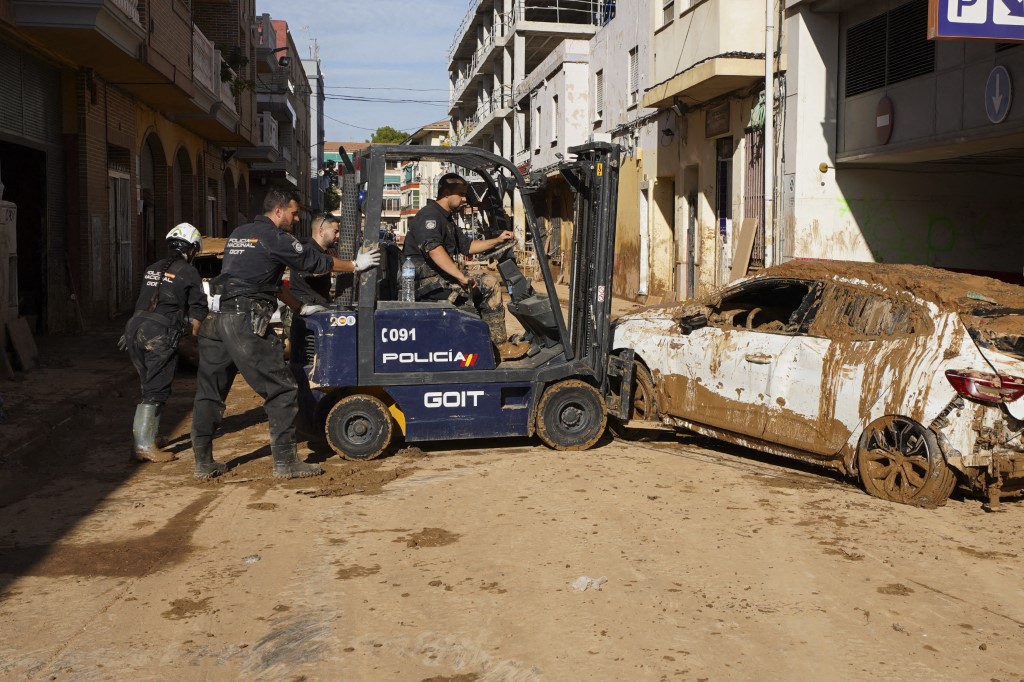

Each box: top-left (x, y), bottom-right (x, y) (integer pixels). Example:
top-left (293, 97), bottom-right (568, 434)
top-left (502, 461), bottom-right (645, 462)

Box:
top-left (143, 0), bottom-right (195, 93)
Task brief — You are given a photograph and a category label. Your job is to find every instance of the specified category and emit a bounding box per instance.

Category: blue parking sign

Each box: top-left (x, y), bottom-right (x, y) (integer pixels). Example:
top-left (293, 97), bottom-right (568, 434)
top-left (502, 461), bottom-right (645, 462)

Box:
top-left (930, 0), bottom-right (1024, 40)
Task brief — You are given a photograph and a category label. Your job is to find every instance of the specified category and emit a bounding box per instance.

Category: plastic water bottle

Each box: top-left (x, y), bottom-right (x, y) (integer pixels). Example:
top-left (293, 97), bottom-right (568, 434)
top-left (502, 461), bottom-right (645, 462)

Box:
top-left (400, 257), bottom-right (416, 302)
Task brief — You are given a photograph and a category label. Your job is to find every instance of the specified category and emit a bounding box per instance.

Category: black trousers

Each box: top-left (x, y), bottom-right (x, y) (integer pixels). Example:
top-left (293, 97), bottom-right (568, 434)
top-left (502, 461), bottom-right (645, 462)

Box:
top-left (126, 315), bottom-right (179, 404)
top-left (191, 311), bottom-right (297, 451)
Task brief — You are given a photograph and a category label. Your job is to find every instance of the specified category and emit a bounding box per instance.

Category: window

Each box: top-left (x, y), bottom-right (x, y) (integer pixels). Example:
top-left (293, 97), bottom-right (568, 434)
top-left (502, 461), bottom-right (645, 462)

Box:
top-left (628, 47), bottom-right (639, 107)
top-left (594, 70), bottom-right (604, 121)
top-left (533, 97), bottom-right (541, 152)
top-left (383, 198), bottom-right (400, 212)
top-left (809, 285), bottom-right (932, 338)
top-left (710, 281), bottom-right (815, 333)
top-left (384, 182), bottom-right (400, 191)
top-left (845, 0), bottom-right (934, 98)
top-left (662, 0), bottom-right (675, 27)
top-left (552, 95), bottom-right (559, 144)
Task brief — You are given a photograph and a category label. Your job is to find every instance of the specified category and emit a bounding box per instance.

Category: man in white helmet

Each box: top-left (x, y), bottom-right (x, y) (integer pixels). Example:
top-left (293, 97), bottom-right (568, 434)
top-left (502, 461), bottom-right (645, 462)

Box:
top-left (123, 223), bottom-right (208, 462)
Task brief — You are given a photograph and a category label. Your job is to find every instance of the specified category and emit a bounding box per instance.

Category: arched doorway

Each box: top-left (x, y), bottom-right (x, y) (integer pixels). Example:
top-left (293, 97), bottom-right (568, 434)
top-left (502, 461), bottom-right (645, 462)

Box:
top-left (139, 132), bottom-right (168, 267)
top-left (172, 146), bottom-right (194, 227)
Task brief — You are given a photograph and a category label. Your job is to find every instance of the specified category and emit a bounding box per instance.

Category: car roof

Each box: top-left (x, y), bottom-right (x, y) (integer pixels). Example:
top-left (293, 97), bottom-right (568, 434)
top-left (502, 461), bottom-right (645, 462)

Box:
top-left (197, 237), bottom-right (227, 257)
top-left (750, 260), bottom-right (1024, 313)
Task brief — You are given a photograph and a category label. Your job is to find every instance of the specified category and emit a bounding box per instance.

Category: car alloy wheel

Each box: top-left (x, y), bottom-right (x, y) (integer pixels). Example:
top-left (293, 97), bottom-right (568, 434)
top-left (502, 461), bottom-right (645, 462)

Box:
top-left (857, 416), bottom-right (956, 507)
top-left (611, 361), bottom-right (659, 442)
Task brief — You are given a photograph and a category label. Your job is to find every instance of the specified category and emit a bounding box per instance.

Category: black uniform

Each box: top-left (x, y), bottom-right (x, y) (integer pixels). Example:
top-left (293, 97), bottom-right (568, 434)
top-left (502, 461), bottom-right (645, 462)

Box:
top-left (402, 199), bottom-right (503, 315)
top-left (288, 237), bottom-right (333, 306)
top-left (191, 215), bottom-right (333, 453)
top-left (403, 199), bottom-right (471, 286)
top-left (125, 257), bottom-right (208, 404)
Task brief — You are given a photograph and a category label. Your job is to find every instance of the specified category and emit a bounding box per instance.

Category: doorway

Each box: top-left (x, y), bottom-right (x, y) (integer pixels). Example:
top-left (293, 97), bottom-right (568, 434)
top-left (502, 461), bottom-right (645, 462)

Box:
top-left (0, 141), bottom-right (47, 329)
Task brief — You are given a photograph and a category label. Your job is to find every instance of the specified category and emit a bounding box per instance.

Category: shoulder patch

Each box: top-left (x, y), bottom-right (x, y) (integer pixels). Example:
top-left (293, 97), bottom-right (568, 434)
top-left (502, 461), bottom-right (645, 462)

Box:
top-left (425, 220), bottom-right (437, 231)
top-left (292, 240), bottom-right (304, 253)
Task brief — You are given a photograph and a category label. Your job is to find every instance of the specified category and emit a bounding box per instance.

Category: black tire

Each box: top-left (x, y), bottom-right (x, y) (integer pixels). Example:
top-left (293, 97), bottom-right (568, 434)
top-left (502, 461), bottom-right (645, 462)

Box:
top-left (857, 416), bottom-right (956, 507)
top-left (536, 380), bottom-right (607, 451)
top-left (611, 361), bottom-right (659, 442)
top-left (325, 394), bottom-right (394, 461)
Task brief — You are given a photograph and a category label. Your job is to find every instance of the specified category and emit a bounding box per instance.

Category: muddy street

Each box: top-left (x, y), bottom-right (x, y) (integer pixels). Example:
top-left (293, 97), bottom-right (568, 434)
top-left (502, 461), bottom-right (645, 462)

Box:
top-left (1, 378), bottom-right (1023, 681)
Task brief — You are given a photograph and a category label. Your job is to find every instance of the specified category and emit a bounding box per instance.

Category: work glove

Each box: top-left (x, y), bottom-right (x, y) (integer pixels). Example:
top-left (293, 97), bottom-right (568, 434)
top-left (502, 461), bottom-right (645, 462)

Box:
top-left (298, 304), bottom-right (328, 316)
top-left (354, 244), bottom-right (381, 273)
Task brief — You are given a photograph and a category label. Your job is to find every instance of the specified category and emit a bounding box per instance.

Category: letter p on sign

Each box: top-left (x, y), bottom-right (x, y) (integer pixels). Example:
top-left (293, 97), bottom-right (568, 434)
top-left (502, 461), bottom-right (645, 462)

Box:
top-left (949, 0), bottom-right (987, 24)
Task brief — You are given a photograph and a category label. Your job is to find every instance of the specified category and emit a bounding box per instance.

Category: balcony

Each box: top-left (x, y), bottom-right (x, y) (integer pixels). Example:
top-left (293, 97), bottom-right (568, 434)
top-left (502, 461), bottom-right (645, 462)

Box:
top-left (256, 71), bottom-right (298, 123)
top-left (176, 26), bottom-right (241, 140)
top-left (644, 0), bottom-right (768, 108)
top-left (234, 113), bottom-right (280, 162)
top-left (12, 0), bottom-right (146, 72)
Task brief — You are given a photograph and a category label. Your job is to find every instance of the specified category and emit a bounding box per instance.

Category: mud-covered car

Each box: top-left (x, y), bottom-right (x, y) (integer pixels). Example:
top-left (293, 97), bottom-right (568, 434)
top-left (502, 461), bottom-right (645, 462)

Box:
top-left (178, 237), bottom-right (289, 366)
top-left (612, 261), bottom-right (1024, 508)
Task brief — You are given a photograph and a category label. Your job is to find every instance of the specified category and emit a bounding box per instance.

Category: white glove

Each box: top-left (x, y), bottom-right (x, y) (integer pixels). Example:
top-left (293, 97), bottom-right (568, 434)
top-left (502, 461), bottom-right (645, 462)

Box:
top-left (298, 304), bottom-right (328, 316)
top-left (354, 244), bottom-right (381, 273)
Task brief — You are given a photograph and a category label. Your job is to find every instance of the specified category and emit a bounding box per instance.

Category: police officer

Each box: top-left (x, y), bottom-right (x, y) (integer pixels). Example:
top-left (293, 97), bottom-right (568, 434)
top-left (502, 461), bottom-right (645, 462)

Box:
top-left (287, 212), bottom-right (341, 430)
top-left (288, 212), bottom-right (340, 306)
top-left (190, 189), bottom-right (380, 479)
top-left (125, 223), bottom-right (208, 462)
top-left (402, 173), bottom-right (525, 358)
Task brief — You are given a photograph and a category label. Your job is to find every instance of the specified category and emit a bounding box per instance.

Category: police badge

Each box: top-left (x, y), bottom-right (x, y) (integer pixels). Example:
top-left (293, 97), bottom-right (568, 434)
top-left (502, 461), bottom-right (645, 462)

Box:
top-left (425, 220), bottom-right (437, 231)
top-left (292, 240), bottom-right (304, 253)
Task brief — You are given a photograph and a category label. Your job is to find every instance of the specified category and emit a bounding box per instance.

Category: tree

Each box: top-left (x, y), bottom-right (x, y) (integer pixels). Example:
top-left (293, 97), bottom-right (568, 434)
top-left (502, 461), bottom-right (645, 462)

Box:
top-left (368, 126), bottom-right (408, 144)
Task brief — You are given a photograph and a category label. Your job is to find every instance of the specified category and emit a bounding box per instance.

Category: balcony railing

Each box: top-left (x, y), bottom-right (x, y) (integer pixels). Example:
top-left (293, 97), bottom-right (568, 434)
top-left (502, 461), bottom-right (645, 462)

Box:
top-left (112, 0), bottom-right (141, 25)
top-left (258, 113), bottom-right (279, 148)
top-left (193, 25), bottom-right (216, 95)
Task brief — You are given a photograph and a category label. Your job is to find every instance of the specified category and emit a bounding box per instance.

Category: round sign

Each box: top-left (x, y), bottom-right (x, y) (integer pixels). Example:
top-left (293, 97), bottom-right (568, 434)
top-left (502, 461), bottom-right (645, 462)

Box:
top-left (875, 96), bottom-right (894, 145)
top-left (985, 65), bottom-right (1013, 124)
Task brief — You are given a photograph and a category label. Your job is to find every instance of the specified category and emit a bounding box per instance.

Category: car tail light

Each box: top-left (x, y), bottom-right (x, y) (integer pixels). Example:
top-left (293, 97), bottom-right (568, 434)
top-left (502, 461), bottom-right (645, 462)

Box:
top-left (945, 369), bottom-right (1024, 404)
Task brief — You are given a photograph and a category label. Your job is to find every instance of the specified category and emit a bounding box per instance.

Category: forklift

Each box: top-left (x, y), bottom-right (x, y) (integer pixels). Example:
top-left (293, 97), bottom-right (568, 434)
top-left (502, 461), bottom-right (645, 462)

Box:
top-left (295, 141), bottom-right (637, 459)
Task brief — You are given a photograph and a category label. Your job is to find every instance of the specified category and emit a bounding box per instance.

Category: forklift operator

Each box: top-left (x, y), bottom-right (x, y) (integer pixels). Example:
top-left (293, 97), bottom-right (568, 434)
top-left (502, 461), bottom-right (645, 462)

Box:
top-left (403, 173), bottom-right (524, 358)
top-left (190, 189), bottom-right (380, 480)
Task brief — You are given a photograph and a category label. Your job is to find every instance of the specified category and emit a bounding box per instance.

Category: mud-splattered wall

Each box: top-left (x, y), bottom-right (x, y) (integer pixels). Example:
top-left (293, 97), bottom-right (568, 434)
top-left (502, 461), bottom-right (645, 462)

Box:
top-left (792, 168), bottom-right (1024, 278)
top-left (613, 155), bottom-right (642, 299)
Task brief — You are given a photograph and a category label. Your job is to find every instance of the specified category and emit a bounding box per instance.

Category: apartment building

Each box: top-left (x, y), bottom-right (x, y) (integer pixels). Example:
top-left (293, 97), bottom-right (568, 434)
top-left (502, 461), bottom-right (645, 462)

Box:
top-left (0, 0), bottom-right (260, 331)
top-left (398, 120), bottom-right (451, 239)
top-left (241, 15), bottom-right (312, 235)
top-left (303, 44), bottom-right (326, 214)
top-left (448, 0), bottom-right (606, 158)
top-left (783, 0), bottom-right (1024, 283)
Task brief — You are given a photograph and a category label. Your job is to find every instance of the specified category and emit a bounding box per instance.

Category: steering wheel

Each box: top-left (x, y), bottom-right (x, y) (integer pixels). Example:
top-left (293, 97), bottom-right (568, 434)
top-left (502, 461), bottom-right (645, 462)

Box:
top-left (746, 307), bottom-right (762, 330)
top-left (477, 241), bottom-right (515, 262)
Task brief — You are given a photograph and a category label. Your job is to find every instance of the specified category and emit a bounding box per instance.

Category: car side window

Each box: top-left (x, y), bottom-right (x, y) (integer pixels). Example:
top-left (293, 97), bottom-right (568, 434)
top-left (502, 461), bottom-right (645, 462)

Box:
top-left (708, 280), bottom-right (816, 334)
top-left (806, 284), bottom-right (932, 339)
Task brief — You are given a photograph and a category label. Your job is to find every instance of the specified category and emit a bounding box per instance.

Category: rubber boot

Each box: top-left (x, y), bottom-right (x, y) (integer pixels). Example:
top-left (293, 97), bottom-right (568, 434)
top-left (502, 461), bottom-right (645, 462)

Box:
top-left (272, 443), bottom-right (323, 479)
top-left (133, 403), bottom-right (175, 462)
top-left (481, 308), bottom-right (529, 361)
top-left (193, 443), bottom-right (227, 479)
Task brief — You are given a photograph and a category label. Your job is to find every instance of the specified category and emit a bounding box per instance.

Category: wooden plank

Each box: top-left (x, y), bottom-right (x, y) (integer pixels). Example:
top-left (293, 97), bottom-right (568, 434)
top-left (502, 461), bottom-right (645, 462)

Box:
top-left (0, 321), bottom-right (13, 378)
top-left (7, 317), bottom-right (37, 371)
top-left (731, 218), bottom-right (759, 281)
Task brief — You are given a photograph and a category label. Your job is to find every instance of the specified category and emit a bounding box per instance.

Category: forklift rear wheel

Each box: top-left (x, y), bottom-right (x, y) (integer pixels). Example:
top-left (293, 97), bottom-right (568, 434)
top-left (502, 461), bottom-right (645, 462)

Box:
top-left (611, 362), bottom-right (659, 442)
top-left (326, 394), bottom-right (394, 461)
top-left (536, 380), bottom-right (607, 451)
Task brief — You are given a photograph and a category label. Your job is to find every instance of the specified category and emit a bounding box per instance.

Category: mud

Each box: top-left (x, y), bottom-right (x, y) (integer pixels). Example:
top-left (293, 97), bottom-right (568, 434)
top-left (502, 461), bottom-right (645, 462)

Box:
top-left (162, 596), bottom-right (214, 620)
top-left (396, 528), bottom-right (461, 549)
top-left (336, 564), bottom-right (382, 579)
top-left (304, 462), bottom-right (416, 498)
top-left (877, 583), bottom-right (914, 596)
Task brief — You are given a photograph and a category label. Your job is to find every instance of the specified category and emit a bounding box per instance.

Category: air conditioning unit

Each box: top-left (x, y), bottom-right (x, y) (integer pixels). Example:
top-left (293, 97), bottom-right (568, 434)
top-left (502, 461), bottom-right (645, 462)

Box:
top-left (589, 132), bottom-right (612, 143)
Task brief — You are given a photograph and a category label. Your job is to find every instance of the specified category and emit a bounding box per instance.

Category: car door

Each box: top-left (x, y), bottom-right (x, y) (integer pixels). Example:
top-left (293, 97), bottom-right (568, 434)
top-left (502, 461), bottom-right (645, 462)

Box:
top-left (763, 281), bottom-right (935, 456)
top-left (668, 279), bottom-right (819, 438)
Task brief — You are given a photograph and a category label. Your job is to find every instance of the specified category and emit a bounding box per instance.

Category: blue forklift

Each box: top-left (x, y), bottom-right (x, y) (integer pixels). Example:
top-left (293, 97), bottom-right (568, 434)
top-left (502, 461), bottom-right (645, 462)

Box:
top-left (295, 141), bottom-right (637, 459)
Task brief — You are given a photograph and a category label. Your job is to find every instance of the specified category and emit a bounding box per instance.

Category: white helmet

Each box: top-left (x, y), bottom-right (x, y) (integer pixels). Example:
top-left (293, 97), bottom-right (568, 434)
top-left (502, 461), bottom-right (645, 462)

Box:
top-left (166, 223), bottom-right (202, 252)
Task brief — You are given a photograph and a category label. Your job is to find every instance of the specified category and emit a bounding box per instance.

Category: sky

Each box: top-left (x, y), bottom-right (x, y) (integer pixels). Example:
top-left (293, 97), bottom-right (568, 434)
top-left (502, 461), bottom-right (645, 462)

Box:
top-left (256, 0), bottom-right (470, 143)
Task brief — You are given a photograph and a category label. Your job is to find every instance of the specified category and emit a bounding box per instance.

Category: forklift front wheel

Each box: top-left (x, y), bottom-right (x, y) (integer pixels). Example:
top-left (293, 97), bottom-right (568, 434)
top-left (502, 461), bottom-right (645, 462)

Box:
top-left (536, 380), bottom-right (607, 451)
top-left (325, 394), bottom-right (394, 461)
